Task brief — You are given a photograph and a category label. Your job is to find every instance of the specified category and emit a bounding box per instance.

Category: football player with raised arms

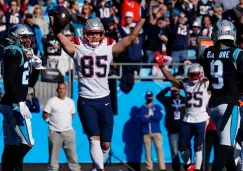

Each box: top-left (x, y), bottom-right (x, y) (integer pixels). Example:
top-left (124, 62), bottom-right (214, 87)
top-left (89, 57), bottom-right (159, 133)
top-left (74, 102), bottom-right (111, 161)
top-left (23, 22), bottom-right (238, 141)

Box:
top-left (199, 20), bottom-right (243, 171)
top-left (154, 51), bottom-right (211, 171)
top-left (48, 3), bottom-right (150, 171)
top-left (0, 24), bottom-right (45, 171)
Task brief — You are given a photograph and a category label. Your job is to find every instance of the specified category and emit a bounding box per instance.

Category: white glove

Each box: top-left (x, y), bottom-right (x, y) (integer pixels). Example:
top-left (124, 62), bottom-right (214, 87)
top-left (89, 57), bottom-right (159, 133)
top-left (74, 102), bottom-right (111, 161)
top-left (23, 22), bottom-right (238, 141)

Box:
top-left (31, 56), bottom-right (46, 70)
top-left (18, 101), bottom-right (32, 119)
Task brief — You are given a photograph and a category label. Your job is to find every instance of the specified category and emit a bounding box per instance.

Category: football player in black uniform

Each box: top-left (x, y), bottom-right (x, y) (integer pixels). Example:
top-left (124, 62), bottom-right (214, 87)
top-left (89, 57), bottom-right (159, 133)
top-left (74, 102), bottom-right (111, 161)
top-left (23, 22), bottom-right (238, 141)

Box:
top-left (199, 20), bottom-right (243, 171)
top-left (0, 24), bottom-right (45, 171)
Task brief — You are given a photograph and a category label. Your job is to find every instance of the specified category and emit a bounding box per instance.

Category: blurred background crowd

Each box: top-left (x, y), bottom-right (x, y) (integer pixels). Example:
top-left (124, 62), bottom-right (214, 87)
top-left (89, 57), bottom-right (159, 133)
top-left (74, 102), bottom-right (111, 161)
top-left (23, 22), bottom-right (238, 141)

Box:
top-left (0, 0), bottom-right (242, 84)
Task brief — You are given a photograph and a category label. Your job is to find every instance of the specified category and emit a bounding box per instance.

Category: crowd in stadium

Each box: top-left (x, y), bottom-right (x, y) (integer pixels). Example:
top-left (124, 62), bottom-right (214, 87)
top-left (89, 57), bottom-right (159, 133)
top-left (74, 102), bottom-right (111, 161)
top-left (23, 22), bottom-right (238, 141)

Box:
top-left (0, 0), bottom-right (242, 78)
top-left (1, 0), bottom-right (243, 171)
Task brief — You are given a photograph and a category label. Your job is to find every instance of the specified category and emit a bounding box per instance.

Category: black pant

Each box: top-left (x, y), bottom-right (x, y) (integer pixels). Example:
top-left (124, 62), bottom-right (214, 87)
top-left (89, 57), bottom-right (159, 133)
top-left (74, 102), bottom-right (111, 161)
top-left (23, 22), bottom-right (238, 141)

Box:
top-left (201, 130), bottom-right (218, 171)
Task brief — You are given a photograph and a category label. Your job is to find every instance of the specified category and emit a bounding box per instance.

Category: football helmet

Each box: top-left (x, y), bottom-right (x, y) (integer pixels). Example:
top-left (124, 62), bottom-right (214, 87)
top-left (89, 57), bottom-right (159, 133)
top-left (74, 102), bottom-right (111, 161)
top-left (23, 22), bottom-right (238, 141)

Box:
top-left (187, 63), bottom-right (204, 84)
top-left (82, 18), bottom-right (105, 48)
top-left (212, 20), bottom-right (236, 43)
top-left (6, 24), bottom-right (35, 52)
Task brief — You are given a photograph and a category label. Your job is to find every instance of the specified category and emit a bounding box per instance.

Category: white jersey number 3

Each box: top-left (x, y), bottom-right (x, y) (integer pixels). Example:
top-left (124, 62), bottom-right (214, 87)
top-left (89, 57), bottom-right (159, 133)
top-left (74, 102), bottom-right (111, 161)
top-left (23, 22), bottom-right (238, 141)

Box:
top-left (210, 60), bottom-right (224, 89)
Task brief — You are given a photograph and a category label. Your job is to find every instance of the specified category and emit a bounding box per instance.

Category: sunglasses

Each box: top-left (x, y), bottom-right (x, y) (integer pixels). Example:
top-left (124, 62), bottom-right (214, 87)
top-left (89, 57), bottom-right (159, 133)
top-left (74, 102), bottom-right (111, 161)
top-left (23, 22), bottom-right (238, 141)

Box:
top-left (10, 3), bottom-right (17, 6)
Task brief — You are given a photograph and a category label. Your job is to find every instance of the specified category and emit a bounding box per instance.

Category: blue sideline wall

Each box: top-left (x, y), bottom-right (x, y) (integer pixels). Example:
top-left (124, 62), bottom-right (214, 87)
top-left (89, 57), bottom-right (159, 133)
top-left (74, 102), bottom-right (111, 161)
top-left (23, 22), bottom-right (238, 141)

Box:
top-left (0, 81), bottom-right (216, 163)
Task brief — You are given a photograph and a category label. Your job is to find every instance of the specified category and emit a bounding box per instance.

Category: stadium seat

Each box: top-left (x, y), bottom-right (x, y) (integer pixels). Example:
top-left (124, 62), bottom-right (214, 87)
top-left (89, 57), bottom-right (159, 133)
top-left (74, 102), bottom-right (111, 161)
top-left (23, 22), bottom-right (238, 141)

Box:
top-left (139, 68), bottom-right (152, 77)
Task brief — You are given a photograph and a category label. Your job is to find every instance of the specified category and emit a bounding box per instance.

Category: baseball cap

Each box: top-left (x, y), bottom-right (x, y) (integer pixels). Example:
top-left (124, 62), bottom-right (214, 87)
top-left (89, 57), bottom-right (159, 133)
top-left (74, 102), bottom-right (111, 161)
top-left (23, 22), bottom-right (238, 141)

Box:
top-left (145, 91), bottom-right (153, 97)
top-left (125, 11), bottom-right (134, 18)
top-left (26, 13), bottom-right (33, 19)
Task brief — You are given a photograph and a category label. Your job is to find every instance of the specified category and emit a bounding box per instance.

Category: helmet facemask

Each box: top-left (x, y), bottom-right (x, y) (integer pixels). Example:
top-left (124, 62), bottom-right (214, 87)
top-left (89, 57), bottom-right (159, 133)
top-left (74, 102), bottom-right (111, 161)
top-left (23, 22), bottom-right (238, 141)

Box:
top-left (188, 71), bottom-right (203, 84)
top-left (20, 34), bottom-right (35, 58)
top-left (83, 30), bottom-right (104, 48)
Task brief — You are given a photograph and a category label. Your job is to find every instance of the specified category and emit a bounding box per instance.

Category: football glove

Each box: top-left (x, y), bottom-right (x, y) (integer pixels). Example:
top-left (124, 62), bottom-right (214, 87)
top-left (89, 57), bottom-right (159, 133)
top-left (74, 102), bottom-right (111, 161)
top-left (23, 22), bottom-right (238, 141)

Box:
top-left (18, 102), bottom-right (32, 119)
top-left (48, 6), bottom-right (64, 17)
top-left (31, 56), bottom-right (46, 70)
top-left (154, 51), bottom-right (165, 66)
top-left (141, 1), bottom-right (151, 19)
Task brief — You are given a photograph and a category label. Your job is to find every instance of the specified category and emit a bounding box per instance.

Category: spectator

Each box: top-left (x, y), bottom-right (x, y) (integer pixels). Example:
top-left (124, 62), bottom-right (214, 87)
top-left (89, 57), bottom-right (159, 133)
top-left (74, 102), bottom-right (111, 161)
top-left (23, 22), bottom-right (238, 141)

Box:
top-left (24, 13), bottom-right (44, 56)
top-left (216, 0), bottom-right (239, 12)
top-left (200, 15), bottom-right (213, 37)
top-left (197, 0), bottom-right (214, 21)
top-left (189, 21), bottom-right (201, 52)
top-left (78, 3), bottom-right (94, 23)
top-left (170, 11), bottom-right (190, 73)
top-left (156, 86), bottom-right (186, 171)
top-left (145, 17), bottom-right (170, 63)
top-left (43, 82), bottom-right (81, 171)
top-left (175, 0), bottom-right (197, 26)
top-left (94, 0), bottom-right (116, 30)
top-left (33, 5), bottom-right (49, 37)
top-left (231, 0), bottom-right (243, 26)
top-left (0, 0), bottom-right (28, 29)
top-left (210, 3), bottom-right (223, 26)
top-left (0, 10), bottom-right (6, 51)
top-left (120, 0), bottom-right (141, 26)
top-left (26, 88), bottom-right (40, 113)
top-left (139, 91), bottom-right (167, 171)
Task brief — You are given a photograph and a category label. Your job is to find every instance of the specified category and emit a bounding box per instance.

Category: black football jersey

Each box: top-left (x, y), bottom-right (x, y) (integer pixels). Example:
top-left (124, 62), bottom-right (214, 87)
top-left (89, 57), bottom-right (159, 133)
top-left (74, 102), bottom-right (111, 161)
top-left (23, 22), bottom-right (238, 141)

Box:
top-left (1, 45), bottom-right (39, 104)
top-left (199, 46), bottom-right (243, 105)
top-left (197, 0), bottom-right (214, 17)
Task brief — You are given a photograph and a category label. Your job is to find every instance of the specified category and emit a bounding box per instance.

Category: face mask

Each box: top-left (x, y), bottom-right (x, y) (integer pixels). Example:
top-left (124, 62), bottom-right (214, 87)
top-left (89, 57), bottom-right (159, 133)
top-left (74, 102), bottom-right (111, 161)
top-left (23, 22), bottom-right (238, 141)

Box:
top-left (146, 99), bottom-right (153, 103)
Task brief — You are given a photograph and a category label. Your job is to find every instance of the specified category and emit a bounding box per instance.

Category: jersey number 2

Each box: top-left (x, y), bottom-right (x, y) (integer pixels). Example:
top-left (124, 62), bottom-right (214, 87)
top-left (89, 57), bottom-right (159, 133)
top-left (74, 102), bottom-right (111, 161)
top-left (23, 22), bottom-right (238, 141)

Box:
top-left (186, 92), bottom-right (203, 108)
top-left (81, 55), bottom-right (107, 78)
top-left (22, 62), bottom-right (29, 85)
top-left (210, 60), bottom-right (224, 89)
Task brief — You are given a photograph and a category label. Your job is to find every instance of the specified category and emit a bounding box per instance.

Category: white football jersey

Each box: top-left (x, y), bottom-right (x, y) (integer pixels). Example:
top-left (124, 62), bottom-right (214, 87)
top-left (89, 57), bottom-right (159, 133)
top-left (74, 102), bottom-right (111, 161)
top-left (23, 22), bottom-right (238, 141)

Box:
top-left (73, 37), bottom-right (115, 99)
top-left (181, 78), bottom-right (211, 123)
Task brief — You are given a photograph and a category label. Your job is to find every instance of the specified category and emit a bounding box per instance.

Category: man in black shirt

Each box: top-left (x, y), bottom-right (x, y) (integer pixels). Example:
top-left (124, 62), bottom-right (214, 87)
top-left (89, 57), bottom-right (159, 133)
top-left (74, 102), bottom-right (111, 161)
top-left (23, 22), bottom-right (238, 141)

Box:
top-left (156, 86), bottom-right (186, 171)
top-left (0, 24), bottom-right (45, 171)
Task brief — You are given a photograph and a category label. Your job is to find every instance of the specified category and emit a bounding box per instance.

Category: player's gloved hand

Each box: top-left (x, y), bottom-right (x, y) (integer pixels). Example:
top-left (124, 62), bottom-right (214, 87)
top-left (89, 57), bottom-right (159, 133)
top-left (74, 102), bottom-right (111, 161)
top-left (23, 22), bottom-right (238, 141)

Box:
top-left (18, 102), bottom-right (32, 119)
top-left (141, 1), bottom-right (151, 19)
top-left (48, 6), bottom-right (64, 34)
top-left (154, 51), bottom-right (165, 66)
top-left (31, 56), bottom-right (46, 70)
top-left (48, 6), bottom-right (64, 17)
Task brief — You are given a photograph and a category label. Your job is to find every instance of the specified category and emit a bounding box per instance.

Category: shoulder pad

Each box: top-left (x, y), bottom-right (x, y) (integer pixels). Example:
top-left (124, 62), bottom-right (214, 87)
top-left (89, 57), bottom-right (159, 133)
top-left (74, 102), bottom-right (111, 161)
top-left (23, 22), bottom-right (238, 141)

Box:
top-left (4, 45), bottom-right (24, 57)
top-left (182, 78), bottom-right (188, 82)
top-left (3, 45), bottom-right (24, 66)
top-left (201, 77), bottom-right (209, 83)
top-left (70, 37), bottom-right (81, 45)
top-left (106, 37), bottom-right (115, 46)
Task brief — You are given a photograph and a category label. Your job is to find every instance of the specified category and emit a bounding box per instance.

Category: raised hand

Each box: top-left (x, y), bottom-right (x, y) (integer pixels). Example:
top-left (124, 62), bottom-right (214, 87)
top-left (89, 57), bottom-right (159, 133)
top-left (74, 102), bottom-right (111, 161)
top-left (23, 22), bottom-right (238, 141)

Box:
top-left (141, 0), bottom-right (151, 19)
top-left (154, 51), bottom-right (165, 66)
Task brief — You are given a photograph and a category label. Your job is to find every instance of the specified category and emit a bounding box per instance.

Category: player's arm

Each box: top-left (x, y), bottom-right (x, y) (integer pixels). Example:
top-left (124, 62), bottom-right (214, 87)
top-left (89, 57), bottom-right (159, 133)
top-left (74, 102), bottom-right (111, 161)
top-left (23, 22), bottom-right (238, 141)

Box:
top-left (3, 49), bottom-right (24, 104)
top-left (42, 111), bottom-right (50, 123)
top-left (237, 51), bottom-right (243, 93)
top-left (112, 2), bottom-right (150, 57)
top-left (154, 51), bottom-right (181, 88)
top-left (48, 9), bottom-right (75, 58)
top-left (112, 18), bottom-right (146, 57)
top-left (150, 105), bottom-right (162, 121)
top-left (43, 99), bottom-right (52, 123)
top-left (28, 68), bottom-right (40, 88)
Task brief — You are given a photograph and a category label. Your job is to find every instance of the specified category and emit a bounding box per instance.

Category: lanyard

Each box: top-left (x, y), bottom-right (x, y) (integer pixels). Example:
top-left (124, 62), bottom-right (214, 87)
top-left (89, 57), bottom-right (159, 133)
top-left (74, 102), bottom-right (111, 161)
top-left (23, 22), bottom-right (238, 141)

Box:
top-left (173, 99), bottom-right (181, 111)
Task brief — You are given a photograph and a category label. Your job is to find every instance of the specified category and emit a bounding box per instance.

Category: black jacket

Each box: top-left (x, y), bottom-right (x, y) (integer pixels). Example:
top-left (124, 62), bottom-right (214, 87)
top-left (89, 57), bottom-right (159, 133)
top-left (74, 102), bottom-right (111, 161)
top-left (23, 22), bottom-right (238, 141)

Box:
top-left (156, 87), bottom-right (186, 134)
